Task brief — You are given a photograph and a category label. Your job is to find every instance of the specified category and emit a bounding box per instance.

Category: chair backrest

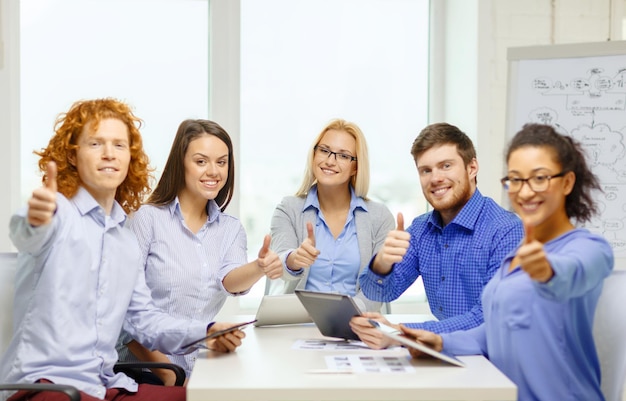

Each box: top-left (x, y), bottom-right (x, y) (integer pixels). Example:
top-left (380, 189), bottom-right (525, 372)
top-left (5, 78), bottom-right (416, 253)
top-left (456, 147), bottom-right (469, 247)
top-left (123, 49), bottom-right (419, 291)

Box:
top-left (0, 252), bottom-right (17, 355)
top-left (593, 270), bottom-right (626, 401)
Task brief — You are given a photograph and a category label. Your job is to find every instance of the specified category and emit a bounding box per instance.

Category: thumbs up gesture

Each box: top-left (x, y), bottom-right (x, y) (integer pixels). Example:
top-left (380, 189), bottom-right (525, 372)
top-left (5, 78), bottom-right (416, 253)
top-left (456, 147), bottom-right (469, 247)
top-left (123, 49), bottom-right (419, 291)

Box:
top-left (515, 222), bottom-right (553, 282)
top-left (27, 161), bottom-right (58, 227)
top-left (373, 213), bottom-right (411, 275)
top-left (256, 234), bottom-right (283, 280)
top-left (286, 221), bottom-right (320, 271)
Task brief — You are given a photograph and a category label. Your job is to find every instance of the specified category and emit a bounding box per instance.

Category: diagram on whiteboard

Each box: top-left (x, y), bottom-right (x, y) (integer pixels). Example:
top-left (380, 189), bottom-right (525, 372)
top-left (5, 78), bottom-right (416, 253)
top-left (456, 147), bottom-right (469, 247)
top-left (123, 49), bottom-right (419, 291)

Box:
top-left (513, 55), bottom-right (626, 257)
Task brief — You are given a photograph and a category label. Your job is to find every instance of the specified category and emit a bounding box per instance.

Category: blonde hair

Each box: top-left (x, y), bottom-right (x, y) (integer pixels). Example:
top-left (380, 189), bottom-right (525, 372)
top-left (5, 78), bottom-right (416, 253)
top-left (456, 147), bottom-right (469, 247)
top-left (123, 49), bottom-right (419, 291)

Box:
top-left (295, 118), bottom-right (370, 199)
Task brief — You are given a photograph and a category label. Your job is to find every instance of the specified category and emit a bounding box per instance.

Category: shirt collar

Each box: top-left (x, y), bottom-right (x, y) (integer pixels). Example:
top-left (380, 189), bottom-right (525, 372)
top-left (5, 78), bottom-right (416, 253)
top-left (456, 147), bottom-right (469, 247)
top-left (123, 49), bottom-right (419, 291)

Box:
top-left (303, 186), bottom-right (319, 211)
top-left (206, 199), bottom-right (221, 223)
top-left (73, 186), bottom-right (127, 226)
top-left (303, 185), bottom-right (367, 213)
top-left (169, 196), bottom-right (221, 223)
top-left (428, 189), bottom-right (484, 231)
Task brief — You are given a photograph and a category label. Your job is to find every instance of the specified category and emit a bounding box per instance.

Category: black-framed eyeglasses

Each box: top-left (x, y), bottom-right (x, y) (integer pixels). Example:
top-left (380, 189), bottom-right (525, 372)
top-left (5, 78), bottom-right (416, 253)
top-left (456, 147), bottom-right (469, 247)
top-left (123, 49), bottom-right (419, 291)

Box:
top-left (500, 171), bottom-right (568, 193)
top-left (314, 146), bottom-right (357, 163)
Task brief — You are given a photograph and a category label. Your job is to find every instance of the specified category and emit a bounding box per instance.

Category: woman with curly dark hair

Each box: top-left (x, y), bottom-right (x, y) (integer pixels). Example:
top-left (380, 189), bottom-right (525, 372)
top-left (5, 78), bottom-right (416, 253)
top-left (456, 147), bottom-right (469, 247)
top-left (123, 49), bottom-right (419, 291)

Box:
top-left (399, 123), bottom-right (614, 401)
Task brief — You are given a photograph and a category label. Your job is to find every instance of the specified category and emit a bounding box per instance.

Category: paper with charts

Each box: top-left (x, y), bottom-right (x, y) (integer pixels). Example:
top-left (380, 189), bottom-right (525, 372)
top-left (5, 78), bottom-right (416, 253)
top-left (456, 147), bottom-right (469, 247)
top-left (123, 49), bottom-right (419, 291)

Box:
top-left (293, 339), bottom-right (369, 350)
top-left (323, 354), bottom-right (415, 373)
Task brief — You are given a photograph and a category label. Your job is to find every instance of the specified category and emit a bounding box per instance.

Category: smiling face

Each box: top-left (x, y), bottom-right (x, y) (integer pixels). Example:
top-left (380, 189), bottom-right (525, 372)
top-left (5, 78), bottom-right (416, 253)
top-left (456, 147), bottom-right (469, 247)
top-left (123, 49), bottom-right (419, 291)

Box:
top-left (415, 143), bottom-right (477, 225)
top-left (313, 129), bottom-right (357, 189)
top-left (506, 145), bottom-right (575, 238)
top-left (71, 118), bottom-right (131, 211)
top-left (180, 134), bottom-right (229, 202)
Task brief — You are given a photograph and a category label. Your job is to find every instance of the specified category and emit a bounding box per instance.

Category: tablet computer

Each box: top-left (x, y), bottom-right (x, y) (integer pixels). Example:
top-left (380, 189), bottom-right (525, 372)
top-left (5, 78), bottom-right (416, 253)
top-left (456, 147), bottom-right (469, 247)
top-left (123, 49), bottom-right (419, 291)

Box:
top-left (182, 319), bottom-right (256, 349)
top-left (254, 294), bottom-right (313, 327)
top-left (369, 320), bottom-right (465, 367)
top-left (294, 290), bottom-right (361, 341)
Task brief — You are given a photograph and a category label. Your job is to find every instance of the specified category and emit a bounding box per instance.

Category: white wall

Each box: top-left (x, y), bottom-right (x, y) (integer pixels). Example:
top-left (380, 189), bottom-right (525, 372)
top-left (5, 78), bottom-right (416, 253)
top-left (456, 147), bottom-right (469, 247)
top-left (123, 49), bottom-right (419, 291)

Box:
top-left (434, 0), bottom-right (620, 200)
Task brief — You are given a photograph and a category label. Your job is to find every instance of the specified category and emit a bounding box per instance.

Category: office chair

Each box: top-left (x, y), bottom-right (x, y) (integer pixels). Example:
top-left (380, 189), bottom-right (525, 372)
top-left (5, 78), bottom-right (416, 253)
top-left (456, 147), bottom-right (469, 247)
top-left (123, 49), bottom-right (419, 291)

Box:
top-left (0, 364), bottom-right (185, 401)
top-left (593, 270), bottom-right (626, 401)
top-left (113, 362), bottom-right (185, 387)
top-left (0, 252), bottom-right (186, 400)
top-left (0, 382), bottom-right (80, 401)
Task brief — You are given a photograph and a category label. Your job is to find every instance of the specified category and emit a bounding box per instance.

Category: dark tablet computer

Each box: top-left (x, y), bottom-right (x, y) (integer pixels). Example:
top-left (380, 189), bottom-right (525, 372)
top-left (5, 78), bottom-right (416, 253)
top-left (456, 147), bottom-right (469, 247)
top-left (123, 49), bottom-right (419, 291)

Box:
top-left (182, 319), bottom-right (256, 349)
top-left (294, 290), bottom-right (362, 341)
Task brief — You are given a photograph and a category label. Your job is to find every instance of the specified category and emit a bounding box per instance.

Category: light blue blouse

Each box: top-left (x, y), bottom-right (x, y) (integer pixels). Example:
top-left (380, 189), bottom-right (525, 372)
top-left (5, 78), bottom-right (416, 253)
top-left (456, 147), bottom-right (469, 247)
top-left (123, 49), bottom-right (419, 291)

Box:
top-left (297, 186), bottom-right (363, 296)
top-left (117, 197), bottom-right (248, 376)
top-left (442, 228), bottom-right (614, 401)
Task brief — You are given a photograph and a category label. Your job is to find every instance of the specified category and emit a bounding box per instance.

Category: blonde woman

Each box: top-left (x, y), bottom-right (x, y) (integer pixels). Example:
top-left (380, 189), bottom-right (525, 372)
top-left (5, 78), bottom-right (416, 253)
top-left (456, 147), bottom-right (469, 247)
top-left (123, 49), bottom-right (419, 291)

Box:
top-left (269, 119), bottom-right (394, 312)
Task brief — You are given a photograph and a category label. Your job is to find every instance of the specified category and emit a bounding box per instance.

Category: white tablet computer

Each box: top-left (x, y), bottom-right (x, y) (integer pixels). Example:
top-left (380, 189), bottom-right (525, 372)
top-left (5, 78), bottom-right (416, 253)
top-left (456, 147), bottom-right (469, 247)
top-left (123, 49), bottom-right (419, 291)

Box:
top-left (369, 320), bottom-right (465, 367)
top-left (254, 294), bottom-right (313, 327)
top-left (294, 290), bottom-right (362, 341)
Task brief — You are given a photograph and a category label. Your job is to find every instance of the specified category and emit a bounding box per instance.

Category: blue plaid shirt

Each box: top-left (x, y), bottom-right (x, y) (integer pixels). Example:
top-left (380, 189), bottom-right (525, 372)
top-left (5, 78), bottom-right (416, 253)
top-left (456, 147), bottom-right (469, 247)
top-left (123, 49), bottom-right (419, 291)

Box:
top-left (360, 189), bottom-right (523, 333)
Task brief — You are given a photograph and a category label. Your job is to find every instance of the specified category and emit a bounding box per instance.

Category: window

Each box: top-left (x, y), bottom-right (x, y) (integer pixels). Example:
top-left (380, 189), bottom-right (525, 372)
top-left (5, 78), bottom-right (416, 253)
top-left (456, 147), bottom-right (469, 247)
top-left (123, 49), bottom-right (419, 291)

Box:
top-left (239, 0), bottom-right (430, 311)
top-left (20, 0), bottom-right (209, 202)
top-left (18, 0), bottom-right (430, 315)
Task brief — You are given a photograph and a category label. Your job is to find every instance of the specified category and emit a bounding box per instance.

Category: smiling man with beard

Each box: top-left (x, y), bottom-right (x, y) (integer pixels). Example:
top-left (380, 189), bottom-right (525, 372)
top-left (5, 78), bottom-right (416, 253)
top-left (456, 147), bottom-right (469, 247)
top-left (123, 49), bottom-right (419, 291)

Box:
top-left (350, 123), bottom-right (524, 350)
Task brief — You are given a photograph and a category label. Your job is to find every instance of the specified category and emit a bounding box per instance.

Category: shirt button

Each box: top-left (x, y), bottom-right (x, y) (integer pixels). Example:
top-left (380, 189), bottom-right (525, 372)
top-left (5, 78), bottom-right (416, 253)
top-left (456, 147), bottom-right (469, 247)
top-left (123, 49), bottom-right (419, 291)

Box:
top-left (377, 279), bottom-right (383, 284)
top-left (441, 276), bottom-right (445, 282)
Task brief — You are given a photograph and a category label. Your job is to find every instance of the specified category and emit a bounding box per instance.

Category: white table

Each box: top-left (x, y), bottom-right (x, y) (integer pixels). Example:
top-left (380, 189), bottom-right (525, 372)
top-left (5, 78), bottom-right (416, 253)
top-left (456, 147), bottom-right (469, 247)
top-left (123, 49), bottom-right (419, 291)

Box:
top-left (187, 315), bottom-right (516, 401)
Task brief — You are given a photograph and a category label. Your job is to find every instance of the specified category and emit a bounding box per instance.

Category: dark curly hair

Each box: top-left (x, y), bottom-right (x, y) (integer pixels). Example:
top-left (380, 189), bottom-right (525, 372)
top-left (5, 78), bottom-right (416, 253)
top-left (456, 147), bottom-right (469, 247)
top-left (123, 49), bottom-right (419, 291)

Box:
top-left (505, 123), bottom-right (601, 223)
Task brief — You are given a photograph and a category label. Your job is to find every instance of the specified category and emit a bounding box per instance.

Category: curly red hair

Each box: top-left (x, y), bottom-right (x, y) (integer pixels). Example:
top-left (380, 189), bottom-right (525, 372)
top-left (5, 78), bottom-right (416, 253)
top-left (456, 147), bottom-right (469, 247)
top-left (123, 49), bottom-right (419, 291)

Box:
top-left (35, 98), bottom-right (153, 213)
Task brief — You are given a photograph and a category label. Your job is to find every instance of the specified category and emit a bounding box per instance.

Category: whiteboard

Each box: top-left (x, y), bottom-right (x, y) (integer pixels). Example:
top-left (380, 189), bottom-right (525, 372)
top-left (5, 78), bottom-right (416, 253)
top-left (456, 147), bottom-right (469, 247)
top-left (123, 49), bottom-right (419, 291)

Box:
top-left (506, 41), bottom-right (626, 262)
